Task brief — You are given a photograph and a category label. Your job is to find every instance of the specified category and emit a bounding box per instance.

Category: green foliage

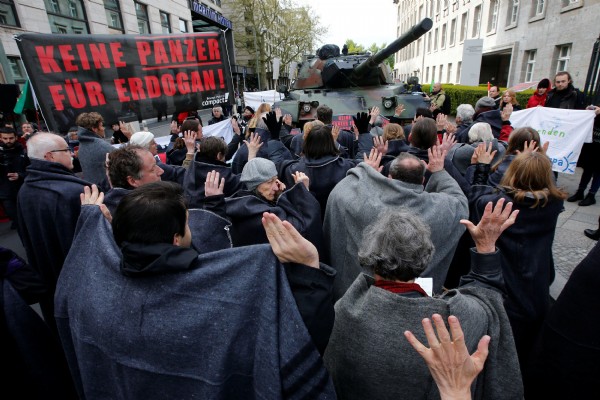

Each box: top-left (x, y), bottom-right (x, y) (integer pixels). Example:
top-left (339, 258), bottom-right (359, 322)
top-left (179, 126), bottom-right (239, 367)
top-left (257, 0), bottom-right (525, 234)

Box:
top-left (344, 39), bottom-right (395, 69)
top-left (421, 84), bottom-right (536, 116)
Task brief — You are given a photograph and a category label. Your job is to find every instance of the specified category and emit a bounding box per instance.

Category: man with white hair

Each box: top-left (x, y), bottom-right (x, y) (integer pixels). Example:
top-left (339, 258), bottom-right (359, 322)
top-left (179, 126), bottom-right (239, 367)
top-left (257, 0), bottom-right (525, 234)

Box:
top-left (17, 132), bottom-right (91, 332)
top-left (449, 122), bottom-right (506, 175)
top-left (454, 104), bottom-right (475, 143)
top-left (208, 105), bottom-right (226, 125)
top-left (129, 130), bottom-right (186, 185)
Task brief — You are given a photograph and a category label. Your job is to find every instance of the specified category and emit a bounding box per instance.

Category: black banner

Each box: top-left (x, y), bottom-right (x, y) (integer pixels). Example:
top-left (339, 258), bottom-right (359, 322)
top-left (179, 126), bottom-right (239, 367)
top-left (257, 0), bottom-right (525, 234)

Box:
top-left (15, 32), bottom-right (233, 133)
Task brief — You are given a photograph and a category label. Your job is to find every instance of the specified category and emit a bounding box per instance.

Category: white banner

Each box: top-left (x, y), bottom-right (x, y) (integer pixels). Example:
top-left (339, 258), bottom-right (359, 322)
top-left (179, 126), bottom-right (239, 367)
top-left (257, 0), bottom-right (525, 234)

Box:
top-left (202, 118), bottom-right (234, 144)
top-left (272, 57), bottom-right (281, 80)
top-left (242, 90), bottom-right (283, 111)
top-left (509, 107), bottom-right (596, 174)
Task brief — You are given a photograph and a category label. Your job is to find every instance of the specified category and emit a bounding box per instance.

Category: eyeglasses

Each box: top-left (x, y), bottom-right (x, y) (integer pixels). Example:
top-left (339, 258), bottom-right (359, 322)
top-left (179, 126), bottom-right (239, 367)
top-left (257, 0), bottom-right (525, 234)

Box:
top-left (49, 148), bottom-right (72, 153)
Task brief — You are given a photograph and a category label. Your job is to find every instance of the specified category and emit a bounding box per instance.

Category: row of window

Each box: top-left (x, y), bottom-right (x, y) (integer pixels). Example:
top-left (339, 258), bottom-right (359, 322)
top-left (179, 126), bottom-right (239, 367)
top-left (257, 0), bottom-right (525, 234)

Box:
top-left (411, 44), bottom-right (571, 85)
top-left (397, 0), bottom-right (582, 63)
top-left (0, 1), bottom-right (190, 34)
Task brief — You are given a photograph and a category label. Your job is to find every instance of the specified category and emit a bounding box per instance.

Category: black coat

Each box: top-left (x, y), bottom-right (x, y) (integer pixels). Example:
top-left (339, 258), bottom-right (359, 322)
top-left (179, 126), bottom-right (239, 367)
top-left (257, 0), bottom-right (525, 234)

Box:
top-left (183, 156), bottom-right (242, 208)
top-left (224, 183), bottom-right (323, 255)
top-left (17, 159), bottom-right (90, 327)
top-left (0, 142), bottom-right (28, 199)
top-left (469, 176), bottom-right (563, 364)
top-left (157, 159), bottom-right (185, 185)
top-left (279, 154), bottom-right (357, 220)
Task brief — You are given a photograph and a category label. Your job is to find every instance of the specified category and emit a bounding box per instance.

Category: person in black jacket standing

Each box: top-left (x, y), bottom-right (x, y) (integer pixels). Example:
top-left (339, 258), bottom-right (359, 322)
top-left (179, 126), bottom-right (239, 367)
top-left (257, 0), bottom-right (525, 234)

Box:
top-left (0, 129), bottom-right (28, 229)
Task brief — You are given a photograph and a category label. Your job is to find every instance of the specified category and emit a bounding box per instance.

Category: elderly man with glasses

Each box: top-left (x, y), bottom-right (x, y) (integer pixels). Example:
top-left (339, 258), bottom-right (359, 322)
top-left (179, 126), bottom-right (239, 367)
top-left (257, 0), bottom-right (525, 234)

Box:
top-left (17, 132), bottom-right (91, 334)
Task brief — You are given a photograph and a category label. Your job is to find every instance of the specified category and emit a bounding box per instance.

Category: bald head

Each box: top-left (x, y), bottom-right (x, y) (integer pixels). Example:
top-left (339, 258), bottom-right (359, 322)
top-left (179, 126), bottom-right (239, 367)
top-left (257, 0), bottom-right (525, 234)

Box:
top-left (389, 153), bottom-right (425, 184)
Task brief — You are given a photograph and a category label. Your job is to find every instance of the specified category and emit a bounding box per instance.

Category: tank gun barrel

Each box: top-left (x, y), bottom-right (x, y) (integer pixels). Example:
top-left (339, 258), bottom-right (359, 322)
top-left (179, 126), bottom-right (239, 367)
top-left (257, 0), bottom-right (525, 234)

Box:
top-left (353, 18), bottom-right (433, 78)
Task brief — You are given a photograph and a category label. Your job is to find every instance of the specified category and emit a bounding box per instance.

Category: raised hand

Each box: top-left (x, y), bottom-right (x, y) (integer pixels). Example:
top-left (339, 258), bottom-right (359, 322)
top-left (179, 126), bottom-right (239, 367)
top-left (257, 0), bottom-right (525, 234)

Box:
top-left (353, 111), bottom-right (370, 134)
top-left (369, 106), bottom-right (381, 124)
top-left (331, 124), bottom-right (341, 142)
top-left (262, 110), bottom-right (283, 140)
top-left (363, 148), bottom-right (383, 172)
top-left (474, 142), bottom-right (497, 165)
top-left (404, 314), bottom-right (490, 400)
top-left (80, 184), bottom-right (112, 222)
top-left (516, 140), bottom-right (539, 155)
top-left (262, 212), bottom-right (319, 269)
top-left (394, 104), bottom-right (405, 116)
top-left (373, 135), bottom-right (388, 155)
top-left (425, 145), bottom-right (447, 173)
top-left (244, 131), bottom-right (263, 160)
top-left (439, 131), bottom-right (456, 154)
top-left (204, 170), bottom-right (225, 197)
top-left (501, 103), bottom-right (513, 121)
top-left (436, 113), bottom-right (447, 132)
top-left (183, 130), bottom-right (197, 154)
top-left (460, 197), bottom-right (519, 253)
top-left (292, 171), bottom-right (310, 190)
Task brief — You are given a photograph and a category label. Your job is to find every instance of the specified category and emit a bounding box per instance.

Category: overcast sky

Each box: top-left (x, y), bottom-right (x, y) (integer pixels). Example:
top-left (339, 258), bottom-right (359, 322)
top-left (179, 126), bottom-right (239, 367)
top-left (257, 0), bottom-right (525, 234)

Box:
top-left (299, 0), bottom-right (398, 49)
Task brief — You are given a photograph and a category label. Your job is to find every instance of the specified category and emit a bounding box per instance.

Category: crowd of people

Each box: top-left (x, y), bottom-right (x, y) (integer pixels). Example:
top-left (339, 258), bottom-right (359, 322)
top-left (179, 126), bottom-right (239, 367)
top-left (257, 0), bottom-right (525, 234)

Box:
top-left (2, 70), bottom-right (600, 399)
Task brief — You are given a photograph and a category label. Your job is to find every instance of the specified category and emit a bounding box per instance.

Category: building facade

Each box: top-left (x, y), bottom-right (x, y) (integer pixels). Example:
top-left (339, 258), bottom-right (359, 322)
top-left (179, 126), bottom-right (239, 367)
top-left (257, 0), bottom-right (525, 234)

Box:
top-left (0, 0), bottom-right (233, 87)
top-left (394, 0), bottom-right (599, 89)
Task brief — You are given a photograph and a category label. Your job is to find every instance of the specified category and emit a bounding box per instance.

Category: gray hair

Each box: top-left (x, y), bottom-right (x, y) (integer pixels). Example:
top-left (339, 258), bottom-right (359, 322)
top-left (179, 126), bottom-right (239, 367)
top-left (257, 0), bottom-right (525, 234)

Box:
top-left (27, 132), bottom-right (64, 159)
top-left (468, 122), bottom-right (493, 143)
top-left (213, 106), bottom-right (223, 113)
top-left (358, 210), bottom-right (434, 281)
top-left (389, 153), bottom-right (425, 184)
top-left (456, 104), bottom-right (475, 124)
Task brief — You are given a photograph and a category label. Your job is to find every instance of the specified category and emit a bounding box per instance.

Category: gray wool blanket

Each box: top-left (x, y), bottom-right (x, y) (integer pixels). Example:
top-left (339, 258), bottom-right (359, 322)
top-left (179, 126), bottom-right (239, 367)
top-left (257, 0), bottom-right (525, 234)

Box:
top-left (55, 206), bottom-right (335, 399)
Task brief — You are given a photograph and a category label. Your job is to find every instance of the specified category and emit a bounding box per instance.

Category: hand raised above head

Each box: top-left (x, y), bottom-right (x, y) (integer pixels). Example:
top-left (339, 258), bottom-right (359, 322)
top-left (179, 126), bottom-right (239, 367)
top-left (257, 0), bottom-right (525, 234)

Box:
top-left (353, 111), bottom-right (370, 134)
top-left (460, 197), bottom-right (518, 253)
top-left (424, 145), bottom-right (447, 173)
top-left (204, 170), bottom-right (225, 197)
top-left (363, 148), bottom-right (383, 172)
top-left (80, 184), bottom-right (112, 222)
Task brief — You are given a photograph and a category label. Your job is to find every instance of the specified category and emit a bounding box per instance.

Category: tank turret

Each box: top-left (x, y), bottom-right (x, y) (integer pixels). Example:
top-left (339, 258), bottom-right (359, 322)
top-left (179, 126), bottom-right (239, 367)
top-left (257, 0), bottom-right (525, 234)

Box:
top-left (274, 18), bottom-right (434, 124)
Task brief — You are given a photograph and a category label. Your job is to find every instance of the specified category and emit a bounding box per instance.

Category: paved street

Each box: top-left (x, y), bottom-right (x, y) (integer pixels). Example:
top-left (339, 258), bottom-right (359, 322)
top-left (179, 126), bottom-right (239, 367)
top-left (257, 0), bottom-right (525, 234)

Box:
top-left (1, 122), bottom-right (598, 300)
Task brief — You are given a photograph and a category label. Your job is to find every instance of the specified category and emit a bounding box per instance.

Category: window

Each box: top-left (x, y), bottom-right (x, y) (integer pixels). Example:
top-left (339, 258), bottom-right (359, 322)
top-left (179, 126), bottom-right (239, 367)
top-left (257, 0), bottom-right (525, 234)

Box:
top-left (433, 28), bottom-right (438, 51)
top-left (160, 11), bottom-right (171, 34)
top-left (561, 0), bottom-right (582, 12)
top-left (457, 61), bottom-right (462, 82)
top-left (432, 66), bottom-right (436, 82)
top-left (44, 0), bottom-right (89, 34)
top-left (556, 44), bottom-right (571, 72)
top-left (104, 0), bottom-right (123, 31)
top-left (427, 31), bottom-right (432, 53)
top-left (7, 57), bottom-right (25, 82)
top-left (472, 5), bottom-right (481, 37)
top-left (135, 2), bottom-right (150, 33)
top-left (525, 50), bottom-right (536, 81)
top-left (534, 0), bottom-right (545, 15)
top-left (447, 63), bottom-right (453, 83)
top-left (179, 18), bottom-right (187, 32)
top-left (426, 66), bottom-right (430, 82)
top-left (488, 0), bottom-right (499, 32)
top-left (438, 65), bottom-right (443, 82)
top-left (0, 1), bottom-right (19, 27)
top-left (508, 0), bottom-right (519, 25)
top-left (441, 24), bottom-right (447, 49)
top-left (449, 18), bottom-right (456, 46)
top-left (460, 12), bottom-right (468, 42)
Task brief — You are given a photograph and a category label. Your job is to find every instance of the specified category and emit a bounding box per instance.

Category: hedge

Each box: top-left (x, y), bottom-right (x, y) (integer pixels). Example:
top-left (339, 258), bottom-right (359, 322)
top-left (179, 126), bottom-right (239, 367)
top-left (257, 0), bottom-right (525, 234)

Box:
top-left (420, 84), bottom-right (535, 116)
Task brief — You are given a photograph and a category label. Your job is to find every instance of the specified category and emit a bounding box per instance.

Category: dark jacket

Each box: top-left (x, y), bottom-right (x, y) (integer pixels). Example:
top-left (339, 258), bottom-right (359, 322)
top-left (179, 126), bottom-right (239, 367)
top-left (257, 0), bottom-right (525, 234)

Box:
top-left (17, 159), bottom-right (90, 328)
top-left (103, 187), bottom-right (131, 216)
top-left (279, 155), bottom-right (357, 220)
top-left (463, 110), bottom-right (504, 139)
top-left (207, 115), bottom-right (226, 125)
top-left (231, 128), bottom-right (293, 174)
top-left (469, 168), bottom-right (564, 364)
top-left (1, 247), bottom-right (76, 399)
top-left (0, 142), bottom-right (28, 199)
top-left (183, 156), bottom-right (242, 208)
top-left (166, 147), bottom-right (187, 166)
top-left (225, 183), bottom-right (323, 254)
top-left (157, 159), bottom-right (185, 185)
top-left (545, 84), bottom-right (586, 110)
top-left (525, 241), bottom-right (600, 399)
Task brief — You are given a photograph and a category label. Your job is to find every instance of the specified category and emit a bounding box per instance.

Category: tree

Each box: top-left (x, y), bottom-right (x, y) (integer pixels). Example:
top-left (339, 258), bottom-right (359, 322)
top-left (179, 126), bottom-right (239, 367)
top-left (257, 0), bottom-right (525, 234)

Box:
top-left (224, 0), bottom-right (327, 89)
top-left (344, 39), bottom-right (395, 70)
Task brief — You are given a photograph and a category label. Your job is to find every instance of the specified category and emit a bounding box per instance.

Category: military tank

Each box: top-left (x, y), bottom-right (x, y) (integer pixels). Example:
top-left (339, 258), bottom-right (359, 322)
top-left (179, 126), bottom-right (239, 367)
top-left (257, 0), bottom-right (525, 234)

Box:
top-left (273, 18), bottom-right (433, 126)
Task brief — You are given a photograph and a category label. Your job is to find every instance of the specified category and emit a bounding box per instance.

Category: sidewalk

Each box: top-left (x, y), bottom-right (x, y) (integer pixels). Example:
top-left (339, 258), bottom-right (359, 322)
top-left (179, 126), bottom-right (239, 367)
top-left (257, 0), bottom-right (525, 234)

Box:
top-left (550, 167), bottom-right (599, 298)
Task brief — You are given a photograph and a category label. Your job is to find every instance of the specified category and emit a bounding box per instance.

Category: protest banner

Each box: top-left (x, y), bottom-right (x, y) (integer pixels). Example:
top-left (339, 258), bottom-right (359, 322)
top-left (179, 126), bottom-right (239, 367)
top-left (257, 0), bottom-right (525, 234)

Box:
top-left (15, 32), bottom-right (233, 133)
top-left (331, 115), bottom-right (354, 131)
top-left (509, 107), bottom-right (595, 173)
